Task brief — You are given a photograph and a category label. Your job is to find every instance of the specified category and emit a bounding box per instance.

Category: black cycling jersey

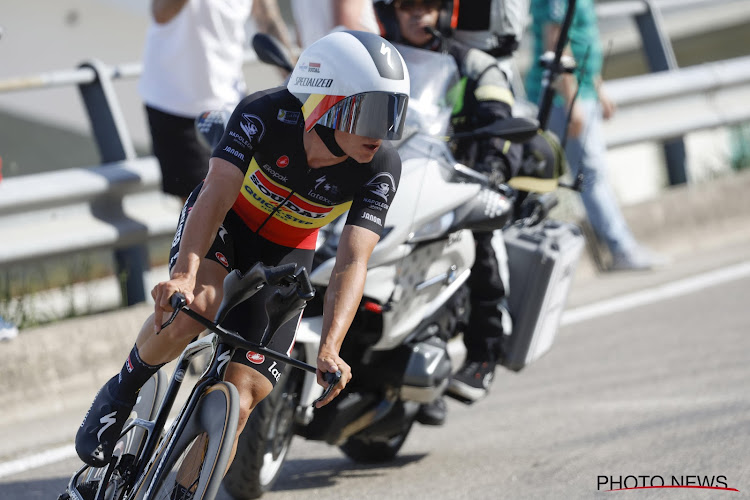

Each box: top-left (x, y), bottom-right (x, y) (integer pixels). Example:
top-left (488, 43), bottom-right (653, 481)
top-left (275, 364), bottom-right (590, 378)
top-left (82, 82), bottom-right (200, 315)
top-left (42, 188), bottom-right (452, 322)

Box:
top-left (212, 87), bottom-right (402, 250)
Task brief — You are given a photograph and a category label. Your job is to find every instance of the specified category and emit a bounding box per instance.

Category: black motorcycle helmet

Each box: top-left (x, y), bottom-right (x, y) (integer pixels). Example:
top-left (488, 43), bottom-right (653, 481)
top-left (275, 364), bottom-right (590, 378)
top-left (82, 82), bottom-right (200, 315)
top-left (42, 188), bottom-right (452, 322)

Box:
top-left (374, 0), bottom-right (458, 43)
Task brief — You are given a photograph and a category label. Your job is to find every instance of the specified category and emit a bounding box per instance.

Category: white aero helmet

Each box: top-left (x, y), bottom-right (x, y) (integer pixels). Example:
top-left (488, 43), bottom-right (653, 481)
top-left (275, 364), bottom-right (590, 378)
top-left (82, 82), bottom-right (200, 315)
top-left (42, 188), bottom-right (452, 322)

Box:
top-left (287, 30), bottom-right (410, 140)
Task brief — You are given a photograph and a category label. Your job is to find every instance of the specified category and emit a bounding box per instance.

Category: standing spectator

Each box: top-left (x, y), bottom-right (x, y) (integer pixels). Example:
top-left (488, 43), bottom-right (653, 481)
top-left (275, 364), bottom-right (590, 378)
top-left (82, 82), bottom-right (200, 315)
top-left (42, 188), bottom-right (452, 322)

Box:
top-left (139, 0), bottom-right (294, 203)
top-left (291, 0), bottom-right (379, 49)
top-left (526, 0), bottom-right (665, 271)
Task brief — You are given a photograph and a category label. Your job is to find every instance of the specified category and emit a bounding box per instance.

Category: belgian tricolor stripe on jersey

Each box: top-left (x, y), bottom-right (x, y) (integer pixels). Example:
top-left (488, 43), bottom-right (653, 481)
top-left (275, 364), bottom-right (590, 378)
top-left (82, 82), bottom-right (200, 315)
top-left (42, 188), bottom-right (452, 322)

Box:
top-left (232, 157), bottom-right (351, 249)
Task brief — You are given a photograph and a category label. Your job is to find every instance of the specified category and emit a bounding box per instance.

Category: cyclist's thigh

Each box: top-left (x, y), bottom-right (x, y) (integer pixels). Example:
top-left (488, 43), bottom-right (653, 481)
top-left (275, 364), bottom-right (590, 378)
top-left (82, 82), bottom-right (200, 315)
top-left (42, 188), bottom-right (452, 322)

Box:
top-left (222, 220), bottom-right (314, 387)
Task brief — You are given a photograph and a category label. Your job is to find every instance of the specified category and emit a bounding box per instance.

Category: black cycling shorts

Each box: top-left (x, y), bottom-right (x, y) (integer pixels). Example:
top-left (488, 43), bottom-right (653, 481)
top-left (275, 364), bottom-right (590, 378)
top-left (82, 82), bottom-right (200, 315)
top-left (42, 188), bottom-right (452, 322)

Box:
top-left (169, 184), bottom-right (315, 386)
top-left (146, 105), bottom-right (210, 199)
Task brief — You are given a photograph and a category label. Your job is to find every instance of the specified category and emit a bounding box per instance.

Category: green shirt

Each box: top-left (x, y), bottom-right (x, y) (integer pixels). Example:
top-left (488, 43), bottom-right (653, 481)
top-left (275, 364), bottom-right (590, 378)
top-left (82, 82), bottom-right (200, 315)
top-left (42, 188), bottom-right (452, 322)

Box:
top-left (525, 0), bottom-right (603, 105)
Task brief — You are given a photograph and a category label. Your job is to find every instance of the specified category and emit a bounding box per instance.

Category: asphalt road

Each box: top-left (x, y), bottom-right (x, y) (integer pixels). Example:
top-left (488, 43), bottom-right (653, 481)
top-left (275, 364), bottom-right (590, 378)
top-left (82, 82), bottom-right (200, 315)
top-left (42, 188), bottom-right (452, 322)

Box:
top-left (1, 239), bottom-right (748, 500)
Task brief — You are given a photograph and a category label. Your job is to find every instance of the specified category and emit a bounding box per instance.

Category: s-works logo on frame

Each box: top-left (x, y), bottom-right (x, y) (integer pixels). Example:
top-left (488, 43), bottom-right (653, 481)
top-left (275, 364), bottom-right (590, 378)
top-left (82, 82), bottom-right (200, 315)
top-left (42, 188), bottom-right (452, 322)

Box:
top-left (597, 475), bottom-right (739, 492)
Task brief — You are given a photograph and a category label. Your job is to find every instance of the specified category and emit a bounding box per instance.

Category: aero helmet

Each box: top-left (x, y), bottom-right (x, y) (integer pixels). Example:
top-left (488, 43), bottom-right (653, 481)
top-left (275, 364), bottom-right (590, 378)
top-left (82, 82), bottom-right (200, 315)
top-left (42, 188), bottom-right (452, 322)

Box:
top-left (286, 30), bottom-right (410, 140)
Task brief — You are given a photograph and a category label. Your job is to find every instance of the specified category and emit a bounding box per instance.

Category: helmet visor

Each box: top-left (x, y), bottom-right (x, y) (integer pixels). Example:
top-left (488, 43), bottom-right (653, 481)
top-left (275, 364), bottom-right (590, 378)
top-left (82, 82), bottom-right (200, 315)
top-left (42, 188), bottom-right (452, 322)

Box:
top-left (316, 92), bottom-right (409, 140)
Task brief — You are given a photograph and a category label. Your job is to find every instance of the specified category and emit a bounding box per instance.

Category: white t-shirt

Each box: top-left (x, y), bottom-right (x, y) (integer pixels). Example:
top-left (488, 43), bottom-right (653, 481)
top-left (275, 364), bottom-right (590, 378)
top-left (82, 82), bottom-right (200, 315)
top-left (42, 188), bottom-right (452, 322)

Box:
top-left (139, 0), bottom-right (253, 118)
top-left (291, 0), bottom-right (379, 49)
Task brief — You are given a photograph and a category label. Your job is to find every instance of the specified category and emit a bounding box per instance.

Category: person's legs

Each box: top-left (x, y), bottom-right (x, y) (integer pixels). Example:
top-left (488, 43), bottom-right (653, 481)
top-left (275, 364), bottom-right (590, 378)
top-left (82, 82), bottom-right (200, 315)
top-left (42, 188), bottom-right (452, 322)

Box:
top-left (549, 101), bottom-right (639, 257)
top-left (146, 105), bottom-right (211, 203)
top-left (446, 229), bottom-right (511, 403)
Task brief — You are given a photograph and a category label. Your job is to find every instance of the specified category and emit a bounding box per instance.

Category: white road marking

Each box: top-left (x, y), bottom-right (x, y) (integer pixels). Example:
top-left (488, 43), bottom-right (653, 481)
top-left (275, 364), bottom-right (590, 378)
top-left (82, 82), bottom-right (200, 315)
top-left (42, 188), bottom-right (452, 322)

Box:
top-left (2, 262), bottom-right (749, 479)
top-left (0, 445), bottom-right (75, 479)
top-left (561, 261), bottom-right (750, 327)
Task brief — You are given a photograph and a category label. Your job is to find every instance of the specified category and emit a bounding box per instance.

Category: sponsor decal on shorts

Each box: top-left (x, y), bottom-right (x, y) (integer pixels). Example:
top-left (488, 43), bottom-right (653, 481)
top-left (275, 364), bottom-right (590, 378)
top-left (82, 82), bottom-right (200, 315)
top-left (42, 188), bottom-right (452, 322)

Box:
top-left (215, 252), bottom-right (229, 268)
top-left (246, 351), bottom-right (265, 364)
top-left (126, 356), bottom-right (134, 373)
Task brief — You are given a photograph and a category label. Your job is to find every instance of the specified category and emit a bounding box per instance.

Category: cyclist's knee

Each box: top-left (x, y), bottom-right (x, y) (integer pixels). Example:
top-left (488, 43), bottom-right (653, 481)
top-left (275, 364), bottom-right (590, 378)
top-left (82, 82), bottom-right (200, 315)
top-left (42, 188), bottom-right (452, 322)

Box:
top-left (225, 363), bottom-right (273, 430)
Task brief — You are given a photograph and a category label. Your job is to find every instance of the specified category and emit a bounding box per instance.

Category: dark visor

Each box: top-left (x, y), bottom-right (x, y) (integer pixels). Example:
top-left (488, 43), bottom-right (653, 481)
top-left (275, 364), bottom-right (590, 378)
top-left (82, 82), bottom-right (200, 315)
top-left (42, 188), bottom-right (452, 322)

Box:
top-left (315, 92), bottom-right (409, 140)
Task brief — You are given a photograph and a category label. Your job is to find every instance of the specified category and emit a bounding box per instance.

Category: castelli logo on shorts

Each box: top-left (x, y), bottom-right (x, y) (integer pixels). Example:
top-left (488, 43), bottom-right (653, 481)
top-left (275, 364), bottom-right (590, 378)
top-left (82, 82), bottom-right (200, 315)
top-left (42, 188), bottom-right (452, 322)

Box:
top-left (276, 155), bottom-right (289, 168)
top-left (246, 351), bottom-right (265, 364)
top-left (215, 252), bottom-right (229, 268)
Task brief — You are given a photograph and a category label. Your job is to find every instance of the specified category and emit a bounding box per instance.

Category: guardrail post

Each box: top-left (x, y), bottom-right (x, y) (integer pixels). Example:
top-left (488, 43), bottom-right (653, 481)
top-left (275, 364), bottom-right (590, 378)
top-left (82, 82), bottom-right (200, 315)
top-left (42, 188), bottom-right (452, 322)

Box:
top-left (634, 0), bottom-right (688, 185)
top-left (78, 59), bottom-right (148, 305)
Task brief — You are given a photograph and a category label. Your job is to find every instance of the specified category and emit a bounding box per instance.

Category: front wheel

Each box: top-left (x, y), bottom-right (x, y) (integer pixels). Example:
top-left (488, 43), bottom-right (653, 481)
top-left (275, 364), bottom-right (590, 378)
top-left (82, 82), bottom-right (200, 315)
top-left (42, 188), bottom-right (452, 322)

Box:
top-left (133, 381), bottom-right (239, 500)
top-left (223, 357), bottom-right (305, 499)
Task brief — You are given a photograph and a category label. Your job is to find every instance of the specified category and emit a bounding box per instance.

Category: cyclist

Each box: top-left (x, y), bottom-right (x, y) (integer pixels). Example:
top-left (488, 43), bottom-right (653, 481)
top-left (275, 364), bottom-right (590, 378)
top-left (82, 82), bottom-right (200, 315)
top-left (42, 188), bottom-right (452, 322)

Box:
top-left (375, 0), bottom-right (527, 423)
top-left (75, 30), bottom-right (410, 468)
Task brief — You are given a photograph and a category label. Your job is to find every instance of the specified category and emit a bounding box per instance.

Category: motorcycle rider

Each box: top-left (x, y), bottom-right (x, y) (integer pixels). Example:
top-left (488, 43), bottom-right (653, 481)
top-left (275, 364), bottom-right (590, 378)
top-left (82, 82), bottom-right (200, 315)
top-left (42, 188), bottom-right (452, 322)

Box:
top-left (375, 0), bottom-right (525, 424)
top-left (75, 30), bottom-right (410, 470)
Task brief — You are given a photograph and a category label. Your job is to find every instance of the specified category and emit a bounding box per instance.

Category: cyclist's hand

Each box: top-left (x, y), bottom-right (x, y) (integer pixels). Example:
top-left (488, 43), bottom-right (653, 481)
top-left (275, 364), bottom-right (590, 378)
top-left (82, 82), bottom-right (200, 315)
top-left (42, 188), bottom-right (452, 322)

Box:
top-left (151, 274), bottom-right (195, 333)
top-left (315, 351), bottom-right (352, 408)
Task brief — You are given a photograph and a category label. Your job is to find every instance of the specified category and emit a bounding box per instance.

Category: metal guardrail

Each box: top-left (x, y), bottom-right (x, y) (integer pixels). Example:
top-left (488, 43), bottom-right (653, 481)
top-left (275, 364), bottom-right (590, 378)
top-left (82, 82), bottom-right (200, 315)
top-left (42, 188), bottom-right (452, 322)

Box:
top-left (1, 0), bottom-right (748, 307)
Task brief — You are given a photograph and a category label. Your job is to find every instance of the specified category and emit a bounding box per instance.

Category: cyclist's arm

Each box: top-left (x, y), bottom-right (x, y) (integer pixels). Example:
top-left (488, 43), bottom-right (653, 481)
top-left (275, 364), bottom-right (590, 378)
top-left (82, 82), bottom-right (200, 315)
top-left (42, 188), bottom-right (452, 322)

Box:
top-left (315, 224), bottom-right (379, 406)
top-left (152, 158), bottom-right (243, 331)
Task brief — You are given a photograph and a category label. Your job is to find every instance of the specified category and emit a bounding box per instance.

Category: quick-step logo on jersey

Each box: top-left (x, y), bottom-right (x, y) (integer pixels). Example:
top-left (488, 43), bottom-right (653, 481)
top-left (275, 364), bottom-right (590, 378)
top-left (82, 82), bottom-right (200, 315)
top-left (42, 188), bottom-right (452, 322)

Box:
top-left (233, 158), bottom-right (351, 249)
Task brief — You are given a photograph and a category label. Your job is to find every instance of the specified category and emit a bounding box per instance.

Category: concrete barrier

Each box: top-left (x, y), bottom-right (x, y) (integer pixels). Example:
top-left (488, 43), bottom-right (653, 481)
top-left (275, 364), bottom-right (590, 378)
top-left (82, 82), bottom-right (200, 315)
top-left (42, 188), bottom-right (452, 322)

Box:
top-left (2, 168), bottom-right (750, 424)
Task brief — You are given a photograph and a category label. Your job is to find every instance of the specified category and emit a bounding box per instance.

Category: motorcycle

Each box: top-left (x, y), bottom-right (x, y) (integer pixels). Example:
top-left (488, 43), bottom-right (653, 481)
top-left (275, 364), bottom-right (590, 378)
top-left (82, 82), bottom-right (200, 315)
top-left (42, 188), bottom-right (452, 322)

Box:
top-left (213, 33), bottom-right (585, 500)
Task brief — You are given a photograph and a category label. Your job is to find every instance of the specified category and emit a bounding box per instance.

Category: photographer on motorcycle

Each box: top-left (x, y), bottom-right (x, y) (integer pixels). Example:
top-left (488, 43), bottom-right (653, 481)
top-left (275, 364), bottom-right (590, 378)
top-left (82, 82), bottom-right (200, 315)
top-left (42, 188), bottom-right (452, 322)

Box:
top-left (375, 0), bottom-right (526, 424)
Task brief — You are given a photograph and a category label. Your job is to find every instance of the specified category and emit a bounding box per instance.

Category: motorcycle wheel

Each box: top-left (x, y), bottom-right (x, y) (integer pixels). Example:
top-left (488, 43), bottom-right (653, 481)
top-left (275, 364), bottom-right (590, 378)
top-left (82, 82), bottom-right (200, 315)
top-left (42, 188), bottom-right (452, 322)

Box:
top-left (223, 350), bottom-right (305, 500)
top-left (339, 406), bottom-right (415, 463)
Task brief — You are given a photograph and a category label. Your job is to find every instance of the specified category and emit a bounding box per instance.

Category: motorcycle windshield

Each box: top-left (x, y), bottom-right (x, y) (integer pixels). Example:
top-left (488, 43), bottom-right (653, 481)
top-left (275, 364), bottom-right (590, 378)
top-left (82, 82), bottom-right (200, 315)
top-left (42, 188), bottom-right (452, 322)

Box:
top-left (393, 43), bottom-right (460, 139)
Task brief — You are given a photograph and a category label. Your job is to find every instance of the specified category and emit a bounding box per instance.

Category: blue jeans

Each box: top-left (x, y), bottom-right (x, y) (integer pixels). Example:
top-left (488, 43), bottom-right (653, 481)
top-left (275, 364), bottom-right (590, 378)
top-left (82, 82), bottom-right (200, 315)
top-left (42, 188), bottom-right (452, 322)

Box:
top-left (548, 100), bottom-right (638, 256)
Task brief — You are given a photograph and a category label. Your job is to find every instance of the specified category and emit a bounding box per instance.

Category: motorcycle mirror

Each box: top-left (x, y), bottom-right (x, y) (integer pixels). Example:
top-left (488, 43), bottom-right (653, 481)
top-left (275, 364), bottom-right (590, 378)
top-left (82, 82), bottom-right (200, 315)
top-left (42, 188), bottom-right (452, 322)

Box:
top-left (451, 117), bottom-right (539, 143)
top-left (252, 33), bottom-right (294, 73)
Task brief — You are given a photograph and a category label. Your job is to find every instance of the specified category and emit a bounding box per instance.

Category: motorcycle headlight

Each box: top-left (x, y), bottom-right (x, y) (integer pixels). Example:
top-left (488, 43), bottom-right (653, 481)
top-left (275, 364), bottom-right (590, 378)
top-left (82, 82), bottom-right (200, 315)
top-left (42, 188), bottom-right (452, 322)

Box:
top-left (409, 211), bottom-right (456, 243)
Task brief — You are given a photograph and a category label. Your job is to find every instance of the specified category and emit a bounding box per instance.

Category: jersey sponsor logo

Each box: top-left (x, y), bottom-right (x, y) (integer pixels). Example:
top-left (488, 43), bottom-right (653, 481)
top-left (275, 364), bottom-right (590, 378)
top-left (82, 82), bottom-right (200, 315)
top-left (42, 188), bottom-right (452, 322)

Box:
top-left (215, 252), bottom-right (229, 268)
top-left (276, 155), bottom-right (290, 168)
top-left (277, 109), bottom-right (300, 124)
top-left (362, 212), bottom-right (383, 226)
top-left (125, 356), bottom-right (134, 373)
top-left (365, 172), bottom-right (397, 202)
top-left (363, 197), bottom-right (389, 211)
top-left (240, 113), bottom-right (265, 143)
top-left (223, 146), bottom-right (245, 161)
top-left (229, 130), bottom-right (252, 149)
top-left (294, 76), bottom-right (333, 88)
top-left (249, 174), bottom-right (328, 220)
top-left (246, 351), bottom-right (265, 364)
top-left (261, 163), bottom-right (289, 183)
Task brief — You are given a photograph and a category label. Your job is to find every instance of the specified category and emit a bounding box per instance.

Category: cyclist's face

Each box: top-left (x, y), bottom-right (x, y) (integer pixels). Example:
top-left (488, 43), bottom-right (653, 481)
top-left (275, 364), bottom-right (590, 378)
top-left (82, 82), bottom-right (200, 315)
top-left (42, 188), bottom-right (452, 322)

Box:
top-left (334, 130), bottom-right (383, 163)
top-left (395, 0), bottom-right (440, 46)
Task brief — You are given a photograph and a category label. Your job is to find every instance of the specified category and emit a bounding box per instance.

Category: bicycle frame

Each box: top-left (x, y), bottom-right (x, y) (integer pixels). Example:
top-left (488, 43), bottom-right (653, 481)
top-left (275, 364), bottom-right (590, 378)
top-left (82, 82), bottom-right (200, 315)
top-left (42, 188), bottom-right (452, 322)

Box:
top-left (64, 262), bottom-right (340, 500)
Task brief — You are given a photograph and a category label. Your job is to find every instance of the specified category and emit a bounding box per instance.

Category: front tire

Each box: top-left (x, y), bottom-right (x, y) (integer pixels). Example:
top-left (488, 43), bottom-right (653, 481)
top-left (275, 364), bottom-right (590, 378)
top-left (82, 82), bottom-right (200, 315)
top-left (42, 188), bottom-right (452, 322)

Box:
top-left (223, 357), bottom-right (305, 499)
top-left (133, 381), bottom-right (239, 500)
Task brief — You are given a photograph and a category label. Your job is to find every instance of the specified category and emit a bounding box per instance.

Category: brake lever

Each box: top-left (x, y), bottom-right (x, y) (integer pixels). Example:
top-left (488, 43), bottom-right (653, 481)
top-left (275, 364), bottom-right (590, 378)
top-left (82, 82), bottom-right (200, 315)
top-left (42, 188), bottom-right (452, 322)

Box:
top-left (312, 370), bottom-right (342, 408)
top-left (159, 293), bottom-right (187, 332)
